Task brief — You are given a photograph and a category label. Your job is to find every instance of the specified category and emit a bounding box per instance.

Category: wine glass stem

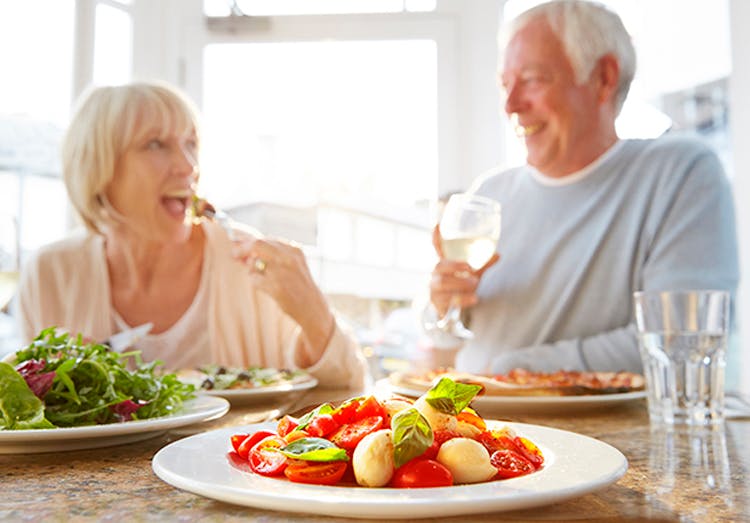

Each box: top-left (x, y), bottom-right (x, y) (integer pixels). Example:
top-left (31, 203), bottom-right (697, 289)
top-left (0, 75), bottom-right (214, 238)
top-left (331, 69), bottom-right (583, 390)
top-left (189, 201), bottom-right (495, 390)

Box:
top-left (438, 296), bottom-right (463, 329)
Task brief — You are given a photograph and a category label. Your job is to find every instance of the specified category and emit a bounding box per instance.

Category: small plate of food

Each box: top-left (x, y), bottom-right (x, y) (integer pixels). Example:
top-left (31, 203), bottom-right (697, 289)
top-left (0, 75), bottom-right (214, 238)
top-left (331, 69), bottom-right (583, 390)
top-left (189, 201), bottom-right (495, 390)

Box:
top-left (177, 365), bottom-right (318, 405)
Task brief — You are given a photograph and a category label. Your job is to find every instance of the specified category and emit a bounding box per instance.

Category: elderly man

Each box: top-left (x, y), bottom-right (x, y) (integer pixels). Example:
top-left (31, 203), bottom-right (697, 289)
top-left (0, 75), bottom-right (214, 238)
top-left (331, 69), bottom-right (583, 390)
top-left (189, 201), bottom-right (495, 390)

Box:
top-left (429, 0), bottom-right (738, 374)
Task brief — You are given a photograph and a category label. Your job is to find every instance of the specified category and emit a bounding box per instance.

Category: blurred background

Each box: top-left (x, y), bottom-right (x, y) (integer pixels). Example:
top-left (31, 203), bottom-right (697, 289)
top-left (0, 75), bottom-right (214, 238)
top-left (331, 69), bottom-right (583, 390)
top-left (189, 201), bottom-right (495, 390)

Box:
top-left (0, 0), bottom-right (747, 388)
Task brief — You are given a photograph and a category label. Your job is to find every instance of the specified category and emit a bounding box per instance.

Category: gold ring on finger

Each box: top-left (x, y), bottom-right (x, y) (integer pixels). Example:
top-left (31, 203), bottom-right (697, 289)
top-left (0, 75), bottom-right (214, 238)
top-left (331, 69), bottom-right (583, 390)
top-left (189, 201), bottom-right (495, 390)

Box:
top-left (253, 258), bottom-right (267, 274)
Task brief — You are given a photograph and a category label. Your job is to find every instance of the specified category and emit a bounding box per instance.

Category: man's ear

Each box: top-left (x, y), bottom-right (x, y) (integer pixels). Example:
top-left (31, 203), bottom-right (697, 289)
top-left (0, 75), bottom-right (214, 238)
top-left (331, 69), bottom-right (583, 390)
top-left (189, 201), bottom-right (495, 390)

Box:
top-left (594, 54), bottom-right (620, 106)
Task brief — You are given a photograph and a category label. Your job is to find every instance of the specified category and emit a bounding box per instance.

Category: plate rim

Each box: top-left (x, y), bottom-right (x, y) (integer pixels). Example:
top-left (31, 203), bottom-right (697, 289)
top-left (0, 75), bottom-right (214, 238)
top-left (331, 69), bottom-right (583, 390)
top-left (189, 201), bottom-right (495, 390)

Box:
top-left (152, 419), bottom-right (628, 519)
top-left (199, 376), bottom-right (318, 398)
top-left (0, 395), bottom-right (229, 443)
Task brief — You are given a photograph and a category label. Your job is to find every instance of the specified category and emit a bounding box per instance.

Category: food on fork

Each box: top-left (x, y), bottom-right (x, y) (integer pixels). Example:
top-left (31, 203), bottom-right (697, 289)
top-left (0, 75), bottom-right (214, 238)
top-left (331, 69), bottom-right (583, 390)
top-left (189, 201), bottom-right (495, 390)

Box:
top-left (228, 377), bottom-right (545, 487)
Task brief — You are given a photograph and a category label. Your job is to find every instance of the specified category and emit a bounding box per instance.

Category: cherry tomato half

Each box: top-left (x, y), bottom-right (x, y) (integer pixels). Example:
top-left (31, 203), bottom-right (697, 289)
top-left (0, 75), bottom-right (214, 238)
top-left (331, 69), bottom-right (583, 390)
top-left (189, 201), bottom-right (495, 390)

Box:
top-left (329, 416), bottom-right (384, 450)
top-left (514, 436), bottom-right (544, 469)
top-left (277, 415), bottom-right (299, 438)
top-left (490, 449), bottom-right (535, 479)
top-left (248, 435), bottom-right (288, 476)
top-left (354, 396), bottom-right (387, 422)
top-left (306, 413), bottom-right (340, 437)
top-left (233, 430), bottom-right (275, 460)
top-left (331, 398), bottom-right (361, 425)
top-left (390, 459), bottom-right (453, 488)
top-left (284, 459), bottom-right (348, 486)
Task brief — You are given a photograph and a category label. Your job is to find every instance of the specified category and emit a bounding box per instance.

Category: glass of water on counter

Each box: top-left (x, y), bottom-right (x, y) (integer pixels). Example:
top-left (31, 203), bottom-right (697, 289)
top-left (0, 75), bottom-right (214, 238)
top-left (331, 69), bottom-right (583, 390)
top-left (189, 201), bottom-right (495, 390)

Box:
top-left (634, 290), bottom-right (730, 426)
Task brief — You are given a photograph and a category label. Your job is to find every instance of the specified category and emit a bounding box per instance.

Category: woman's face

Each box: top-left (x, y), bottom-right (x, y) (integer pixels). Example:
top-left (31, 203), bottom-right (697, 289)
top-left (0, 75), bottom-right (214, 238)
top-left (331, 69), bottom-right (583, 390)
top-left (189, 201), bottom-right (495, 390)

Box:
top-left (106, 116), bottom-right (199, 244)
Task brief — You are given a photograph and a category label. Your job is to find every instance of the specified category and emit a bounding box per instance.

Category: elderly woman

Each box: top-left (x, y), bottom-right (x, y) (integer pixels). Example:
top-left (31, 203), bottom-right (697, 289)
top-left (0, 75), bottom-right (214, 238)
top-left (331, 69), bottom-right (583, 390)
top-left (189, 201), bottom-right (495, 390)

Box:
top-left (17, 81), bottom-right (366, 388)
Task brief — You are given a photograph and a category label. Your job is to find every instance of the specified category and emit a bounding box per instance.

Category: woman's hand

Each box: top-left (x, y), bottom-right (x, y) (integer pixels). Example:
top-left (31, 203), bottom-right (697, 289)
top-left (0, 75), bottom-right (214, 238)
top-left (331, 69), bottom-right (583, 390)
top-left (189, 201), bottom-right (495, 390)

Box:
top-left (231, 235), bottom-right (335, 366)
top-left (429, 225), bottom-right (499, 316)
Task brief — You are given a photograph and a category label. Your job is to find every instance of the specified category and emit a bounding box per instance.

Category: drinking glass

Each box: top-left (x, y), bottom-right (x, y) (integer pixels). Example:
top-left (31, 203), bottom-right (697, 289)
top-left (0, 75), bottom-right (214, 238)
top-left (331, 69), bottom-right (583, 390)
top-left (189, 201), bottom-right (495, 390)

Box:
top-left (429, 193), bottom-right (501, 340)
top-left (0, 214), bottom-right (20, 312)
top-left (634, 290), bottom-right (730, 425)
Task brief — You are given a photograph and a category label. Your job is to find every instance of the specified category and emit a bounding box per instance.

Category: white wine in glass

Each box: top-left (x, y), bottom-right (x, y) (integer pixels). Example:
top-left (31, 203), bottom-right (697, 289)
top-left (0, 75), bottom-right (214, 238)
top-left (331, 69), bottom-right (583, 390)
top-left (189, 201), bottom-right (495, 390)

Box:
top-left (433, 193), bottom-right (501, 340)
top-left (0, 215), bottom-right (20, 311)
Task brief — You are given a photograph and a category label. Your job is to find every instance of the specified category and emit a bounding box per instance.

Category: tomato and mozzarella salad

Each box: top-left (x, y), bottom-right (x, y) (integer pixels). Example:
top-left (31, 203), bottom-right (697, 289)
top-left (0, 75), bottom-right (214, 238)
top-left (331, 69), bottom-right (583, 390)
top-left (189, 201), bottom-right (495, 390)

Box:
top-left (228, 378), bottom-right (544, 488)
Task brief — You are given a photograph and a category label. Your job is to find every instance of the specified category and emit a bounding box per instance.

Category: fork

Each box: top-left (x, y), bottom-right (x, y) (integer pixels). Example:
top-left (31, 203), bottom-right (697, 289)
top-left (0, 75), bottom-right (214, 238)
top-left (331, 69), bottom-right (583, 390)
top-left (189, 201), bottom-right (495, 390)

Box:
top-left (192, 198), bottom-right (263, 241)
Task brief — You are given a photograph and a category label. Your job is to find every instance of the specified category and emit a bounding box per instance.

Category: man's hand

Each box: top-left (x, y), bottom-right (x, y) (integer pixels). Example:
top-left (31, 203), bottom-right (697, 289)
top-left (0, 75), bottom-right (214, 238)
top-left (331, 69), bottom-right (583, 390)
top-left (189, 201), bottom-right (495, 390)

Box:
top-left (429, 225), bottom-right (499, 316)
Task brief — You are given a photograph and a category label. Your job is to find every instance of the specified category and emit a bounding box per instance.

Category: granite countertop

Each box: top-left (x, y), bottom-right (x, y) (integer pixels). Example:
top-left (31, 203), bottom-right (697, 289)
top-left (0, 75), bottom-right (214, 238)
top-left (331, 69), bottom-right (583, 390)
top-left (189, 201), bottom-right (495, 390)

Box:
top-left (1, 388), bottom-right (748, 522)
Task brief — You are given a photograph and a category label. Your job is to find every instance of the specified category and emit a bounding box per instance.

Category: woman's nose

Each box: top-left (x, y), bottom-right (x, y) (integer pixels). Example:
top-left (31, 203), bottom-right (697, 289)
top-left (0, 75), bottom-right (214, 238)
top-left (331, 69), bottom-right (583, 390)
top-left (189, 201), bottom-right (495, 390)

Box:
top-left (176, 145), bottom-right (198, 177)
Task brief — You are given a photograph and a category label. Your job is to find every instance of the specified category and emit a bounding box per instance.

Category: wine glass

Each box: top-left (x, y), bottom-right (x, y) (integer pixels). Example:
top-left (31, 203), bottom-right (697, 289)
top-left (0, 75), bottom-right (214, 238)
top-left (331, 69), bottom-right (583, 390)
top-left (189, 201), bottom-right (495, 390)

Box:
top-left (0, 214), bottom-right (20, 313)
top-left (429, 193), bottom-right (501, 341)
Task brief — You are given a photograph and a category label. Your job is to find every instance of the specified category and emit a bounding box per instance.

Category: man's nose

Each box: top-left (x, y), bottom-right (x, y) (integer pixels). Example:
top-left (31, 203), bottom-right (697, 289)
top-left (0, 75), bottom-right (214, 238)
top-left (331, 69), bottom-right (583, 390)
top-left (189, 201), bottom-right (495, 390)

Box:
top-left (503, 82), bottom-right (523, 115)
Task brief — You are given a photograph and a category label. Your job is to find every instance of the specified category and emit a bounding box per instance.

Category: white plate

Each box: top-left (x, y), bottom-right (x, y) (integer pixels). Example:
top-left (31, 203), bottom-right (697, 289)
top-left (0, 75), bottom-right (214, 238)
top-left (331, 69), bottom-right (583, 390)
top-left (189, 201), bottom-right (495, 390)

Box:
top-left (199, 377), bottom-right (318, 405)
top-left (388, 381), bottom-right (646, 415)
top-left (152, 420), bottom-right (627, 519)
top-left (0, 395), bottom-right (230, 454)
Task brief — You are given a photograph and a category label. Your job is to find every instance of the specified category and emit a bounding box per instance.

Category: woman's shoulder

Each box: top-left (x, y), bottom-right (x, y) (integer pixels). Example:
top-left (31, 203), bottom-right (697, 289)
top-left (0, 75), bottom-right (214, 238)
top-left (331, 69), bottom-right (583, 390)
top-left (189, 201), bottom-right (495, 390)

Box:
top-left (26, 232), bottom-right (103, 273)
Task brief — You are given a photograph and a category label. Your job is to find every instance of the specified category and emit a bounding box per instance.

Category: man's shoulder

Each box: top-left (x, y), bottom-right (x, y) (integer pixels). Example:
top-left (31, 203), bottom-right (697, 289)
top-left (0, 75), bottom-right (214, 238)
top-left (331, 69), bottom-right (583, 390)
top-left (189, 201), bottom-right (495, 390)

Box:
top-left (625, 134), bottom-right (716, 160)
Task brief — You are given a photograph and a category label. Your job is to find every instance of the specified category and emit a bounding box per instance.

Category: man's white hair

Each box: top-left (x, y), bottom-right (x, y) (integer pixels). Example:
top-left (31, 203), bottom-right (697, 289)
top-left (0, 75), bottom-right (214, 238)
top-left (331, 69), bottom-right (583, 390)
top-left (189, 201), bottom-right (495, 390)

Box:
top-left (499, 0), bottom-right (636, 114)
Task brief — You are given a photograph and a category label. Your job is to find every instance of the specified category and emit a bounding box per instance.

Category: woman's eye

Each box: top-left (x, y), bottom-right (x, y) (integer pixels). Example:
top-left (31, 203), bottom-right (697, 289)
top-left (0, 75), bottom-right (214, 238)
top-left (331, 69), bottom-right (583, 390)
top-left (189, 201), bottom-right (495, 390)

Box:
top-left (146, 139), bottom-right (164, 150)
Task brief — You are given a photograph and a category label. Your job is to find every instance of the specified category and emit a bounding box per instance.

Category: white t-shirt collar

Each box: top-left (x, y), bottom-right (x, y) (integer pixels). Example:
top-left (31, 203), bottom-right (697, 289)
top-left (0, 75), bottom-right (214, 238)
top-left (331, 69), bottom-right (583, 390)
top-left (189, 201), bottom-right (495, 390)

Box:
top-left (529, 140), bottom-right (625, 187)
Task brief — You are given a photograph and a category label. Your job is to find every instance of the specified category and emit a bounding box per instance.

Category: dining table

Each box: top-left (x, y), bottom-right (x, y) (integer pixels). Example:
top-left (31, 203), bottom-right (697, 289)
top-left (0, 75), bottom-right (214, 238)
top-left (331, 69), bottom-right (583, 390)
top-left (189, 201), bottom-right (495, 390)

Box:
top-left (2, 381), bottom-right (748, 523)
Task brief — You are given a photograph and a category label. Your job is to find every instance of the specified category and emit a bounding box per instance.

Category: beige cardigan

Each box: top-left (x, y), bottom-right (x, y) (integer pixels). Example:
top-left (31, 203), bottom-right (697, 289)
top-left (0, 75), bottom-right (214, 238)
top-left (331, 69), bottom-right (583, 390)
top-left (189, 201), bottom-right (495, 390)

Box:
top-left (17, 222), bottom-right (366, 389)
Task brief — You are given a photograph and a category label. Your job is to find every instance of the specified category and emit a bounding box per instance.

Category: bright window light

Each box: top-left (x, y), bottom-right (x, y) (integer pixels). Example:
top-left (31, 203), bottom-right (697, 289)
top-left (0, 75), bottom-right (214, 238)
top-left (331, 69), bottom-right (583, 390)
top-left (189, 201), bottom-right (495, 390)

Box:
top-left (93, 3), bottom-right (133, 86)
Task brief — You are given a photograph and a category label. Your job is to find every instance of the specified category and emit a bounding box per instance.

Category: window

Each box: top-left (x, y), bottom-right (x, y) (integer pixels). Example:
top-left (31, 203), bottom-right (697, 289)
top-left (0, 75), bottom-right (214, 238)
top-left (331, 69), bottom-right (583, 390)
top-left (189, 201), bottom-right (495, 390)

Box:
top-left (203, 0), bottom-right (436, 17)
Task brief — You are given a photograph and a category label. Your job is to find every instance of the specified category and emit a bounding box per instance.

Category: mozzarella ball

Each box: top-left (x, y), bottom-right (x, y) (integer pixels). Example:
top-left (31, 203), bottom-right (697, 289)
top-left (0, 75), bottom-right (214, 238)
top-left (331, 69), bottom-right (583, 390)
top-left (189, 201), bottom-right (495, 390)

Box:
top-left (352, 429), bottom-right (395, 487)
top-left (436, 437), bottom-right (497, 484)
top-left (382, 398), bottom-right (413, 422)
top-left (413, 396), bottom-right (458, 433)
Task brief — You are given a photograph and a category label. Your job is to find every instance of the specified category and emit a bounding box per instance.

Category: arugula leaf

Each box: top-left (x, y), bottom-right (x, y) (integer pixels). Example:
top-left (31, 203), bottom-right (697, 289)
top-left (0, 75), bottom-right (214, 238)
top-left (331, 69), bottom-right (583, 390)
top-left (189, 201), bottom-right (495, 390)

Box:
top-left (279, 437), bottom-right (349, 462)
top-left (391, 408), bottom-right (433, 468)
top-left (0, 362), bottom-right (55, 429)
top-left (425, 377), bottom-right (482, 415)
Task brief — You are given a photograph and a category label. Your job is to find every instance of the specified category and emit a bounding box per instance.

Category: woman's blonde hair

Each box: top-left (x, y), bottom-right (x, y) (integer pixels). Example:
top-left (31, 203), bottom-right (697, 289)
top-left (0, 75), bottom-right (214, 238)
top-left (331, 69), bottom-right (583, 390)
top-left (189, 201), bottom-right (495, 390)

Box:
top-left (62, 81), bottom-right (201, 233)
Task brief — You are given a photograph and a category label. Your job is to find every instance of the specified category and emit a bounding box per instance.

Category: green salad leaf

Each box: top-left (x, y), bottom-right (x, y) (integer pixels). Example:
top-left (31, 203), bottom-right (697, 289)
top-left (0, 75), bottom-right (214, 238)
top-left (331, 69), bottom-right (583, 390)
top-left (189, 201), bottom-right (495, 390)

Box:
top-left (5, 327), bottom-right (195, 428)
top-left (425, 377), bottom-right (482, 415)
top-left (0, 362), bottom-right (55, 430)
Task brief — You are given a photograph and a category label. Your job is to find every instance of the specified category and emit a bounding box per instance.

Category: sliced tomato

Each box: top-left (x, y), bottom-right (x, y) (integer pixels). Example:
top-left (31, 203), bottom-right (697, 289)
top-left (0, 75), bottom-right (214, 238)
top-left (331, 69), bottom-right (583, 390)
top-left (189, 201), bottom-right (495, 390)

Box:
top-left (457, 408), bottom-right (486, 430)
top-left (234, 430), bottom-right (275, 460)
top-left (230, 433), bottom-right (250, 454)
top-left (514, 436), bottom-right (544, 469)
top-left (284, 429), bottom-right (310, 444)
top-left (306, 413), bottom-right (340, 437)
top-left (390, 459), bottom-right (453, 488)
top-left (475, 430), bottom-right (523, 455)
top-left (284, 459), bottom-right (348, 486)
top-left (354, 396), bottom-right (387, 422)
top-left (277, 415), bottom-right (299, 437)
top-left (248, 435), bottom-right (288, 476)
top-left (329, 416), bottom-right (384, 450)
top-left (331, 398), bottom-right (361, 425)
top-left (490, 449), bottom-right (535, 479)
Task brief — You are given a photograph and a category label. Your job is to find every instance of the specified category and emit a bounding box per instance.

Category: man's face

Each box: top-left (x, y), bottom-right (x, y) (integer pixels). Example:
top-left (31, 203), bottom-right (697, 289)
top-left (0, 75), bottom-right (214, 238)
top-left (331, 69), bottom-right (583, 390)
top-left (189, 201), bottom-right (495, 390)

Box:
top-left (500, 17), bottom-right (607, 177)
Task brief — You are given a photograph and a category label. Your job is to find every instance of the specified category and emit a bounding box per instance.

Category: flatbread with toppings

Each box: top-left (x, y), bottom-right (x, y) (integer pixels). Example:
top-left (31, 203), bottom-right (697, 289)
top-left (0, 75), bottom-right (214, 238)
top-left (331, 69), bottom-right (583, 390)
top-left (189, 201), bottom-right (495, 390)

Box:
top-left (390, 368), bottom-right (645, 397)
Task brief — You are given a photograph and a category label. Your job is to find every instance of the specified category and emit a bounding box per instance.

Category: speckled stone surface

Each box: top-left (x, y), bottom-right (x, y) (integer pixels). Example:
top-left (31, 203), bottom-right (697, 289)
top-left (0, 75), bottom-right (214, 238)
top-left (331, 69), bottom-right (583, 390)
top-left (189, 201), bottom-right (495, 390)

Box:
top-left (1, 388), bottom-right (748, 522)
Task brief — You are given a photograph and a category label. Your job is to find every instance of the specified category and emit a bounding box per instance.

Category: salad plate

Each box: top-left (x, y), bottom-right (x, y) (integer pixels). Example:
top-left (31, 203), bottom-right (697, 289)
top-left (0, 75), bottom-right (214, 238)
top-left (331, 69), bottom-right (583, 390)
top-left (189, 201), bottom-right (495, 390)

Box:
top-left (199, 377), bottom-right (318, 404)
top-left (0, 395), bottom-right (229, 454)
top-left (388, 381), bottom-right (646, 415)
top-left (152, 420), bottom-right (627, 519)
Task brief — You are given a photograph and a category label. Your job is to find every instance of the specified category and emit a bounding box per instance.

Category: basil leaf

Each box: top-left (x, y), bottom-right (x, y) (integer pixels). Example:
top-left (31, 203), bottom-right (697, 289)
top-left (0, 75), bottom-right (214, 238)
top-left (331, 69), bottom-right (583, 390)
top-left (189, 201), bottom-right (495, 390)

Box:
top-left (391, 408), bottom-right (433, 468)
top-left (425, 377), bottom-right (482, 415)
top-left (294, 403), bottom-right (335, 432)
top-left (280, 437), bottom-right (349, 462)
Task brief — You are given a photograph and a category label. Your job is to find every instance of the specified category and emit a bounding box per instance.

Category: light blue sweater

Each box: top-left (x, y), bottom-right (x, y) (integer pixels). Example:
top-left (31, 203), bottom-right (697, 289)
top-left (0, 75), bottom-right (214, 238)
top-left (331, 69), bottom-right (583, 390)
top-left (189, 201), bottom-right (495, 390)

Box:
top-left (457, 136), bottom-right (739, 374)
